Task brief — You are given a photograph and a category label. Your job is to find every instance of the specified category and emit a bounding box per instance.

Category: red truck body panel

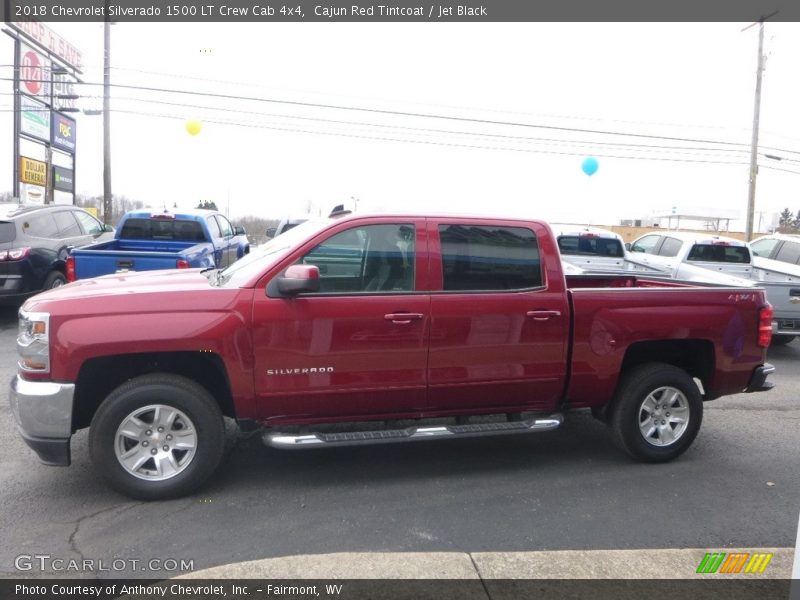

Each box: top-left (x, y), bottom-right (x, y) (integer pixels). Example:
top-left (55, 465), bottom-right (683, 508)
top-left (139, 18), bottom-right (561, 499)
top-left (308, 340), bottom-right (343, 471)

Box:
top-left (22, 214), bottom-right (770, 427)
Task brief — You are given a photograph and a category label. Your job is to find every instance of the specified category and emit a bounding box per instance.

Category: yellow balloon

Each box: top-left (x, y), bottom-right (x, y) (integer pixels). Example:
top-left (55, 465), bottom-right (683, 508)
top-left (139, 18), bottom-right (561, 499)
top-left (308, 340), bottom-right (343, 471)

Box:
top-left (185, 120), bottom-right (202, 136)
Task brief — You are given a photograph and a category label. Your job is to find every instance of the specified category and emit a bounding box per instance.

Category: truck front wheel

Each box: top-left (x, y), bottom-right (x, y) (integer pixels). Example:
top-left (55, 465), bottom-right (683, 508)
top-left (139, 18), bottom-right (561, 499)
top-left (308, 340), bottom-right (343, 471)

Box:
top-left (610, 363), bottom-right (703, 462)
top-left (89, 374), bottom-right (225, 500)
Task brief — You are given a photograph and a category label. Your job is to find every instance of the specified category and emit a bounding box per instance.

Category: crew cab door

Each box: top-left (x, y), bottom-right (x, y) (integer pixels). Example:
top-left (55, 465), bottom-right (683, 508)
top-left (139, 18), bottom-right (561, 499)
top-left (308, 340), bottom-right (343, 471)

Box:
top-left (426, 219), bottom-right (569, 413)
top-left (214, 215), bottom-right (240, 267)
top-left (205, 215), bottom-right (237, 268)
top-left (251, 218), bottom-right (430, 421)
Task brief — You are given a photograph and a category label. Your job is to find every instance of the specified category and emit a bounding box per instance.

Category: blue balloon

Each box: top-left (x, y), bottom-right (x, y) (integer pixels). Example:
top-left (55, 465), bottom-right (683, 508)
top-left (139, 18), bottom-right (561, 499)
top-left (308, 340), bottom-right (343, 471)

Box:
top-left (582, 157), bottom-right (599, 176)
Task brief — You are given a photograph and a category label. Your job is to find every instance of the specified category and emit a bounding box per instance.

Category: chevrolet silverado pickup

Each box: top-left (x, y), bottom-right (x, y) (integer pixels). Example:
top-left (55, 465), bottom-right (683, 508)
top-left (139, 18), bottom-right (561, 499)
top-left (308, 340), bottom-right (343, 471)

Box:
top-left (10, 215), bottom-right (775, 500)
top-left (66, 208), bottom-right (250, 281)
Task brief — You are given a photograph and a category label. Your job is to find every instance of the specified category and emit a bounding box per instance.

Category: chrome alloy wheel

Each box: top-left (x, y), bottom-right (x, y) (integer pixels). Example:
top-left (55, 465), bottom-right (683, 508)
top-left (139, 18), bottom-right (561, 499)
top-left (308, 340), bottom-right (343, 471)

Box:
top-left (114, 404), bottom-right (198, 481)
top-left (638, 386), bottom-right (690, 447)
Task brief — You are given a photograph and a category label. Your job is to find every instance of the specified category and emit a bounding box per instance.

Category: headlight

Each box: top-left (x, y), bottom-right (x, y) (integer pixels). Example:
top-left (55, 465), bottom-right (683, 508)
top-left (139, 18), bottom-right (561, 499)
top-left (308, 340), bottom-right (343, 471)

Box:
top-left (18, 310), bottom-right (50, 372)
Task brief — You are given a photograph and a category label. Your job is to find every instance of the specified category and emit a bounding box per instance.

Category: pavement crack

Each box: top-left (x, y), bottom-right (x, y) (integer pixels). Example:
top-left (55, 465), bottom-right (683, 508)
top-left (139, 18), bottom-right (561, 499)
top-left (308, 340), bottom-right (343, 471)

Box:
top-left (67, 502), bottom-right (144, 572)
top-left (468, 553), bottom-right (493, 600)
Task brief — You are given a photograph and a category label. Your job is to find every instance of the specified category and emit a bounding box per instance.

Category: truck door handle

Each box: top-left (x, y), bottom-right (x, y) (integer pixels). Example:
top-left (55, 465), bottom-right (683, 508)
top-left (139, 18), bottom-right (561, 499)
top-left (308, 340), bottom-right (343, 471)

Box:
top-left (526, 310), bottom-right (561, 321)
top-left (385, 313), bottom-right (424, 324)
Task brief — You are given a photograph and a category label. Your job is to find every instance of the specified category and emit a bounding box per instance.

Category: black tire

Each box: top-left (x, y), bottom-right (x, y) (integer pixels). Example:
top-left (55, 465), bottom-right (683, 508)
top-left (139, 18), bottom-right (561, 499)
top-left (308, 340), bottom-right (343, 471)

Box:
top-left (89, 374), bottom-right (225, 500)
top-left (43, 271), bottom-right (66, 290)
top-left (770, 334), bottom-right (796, 346)
top-left (610, 363), bottom-right (703, 463)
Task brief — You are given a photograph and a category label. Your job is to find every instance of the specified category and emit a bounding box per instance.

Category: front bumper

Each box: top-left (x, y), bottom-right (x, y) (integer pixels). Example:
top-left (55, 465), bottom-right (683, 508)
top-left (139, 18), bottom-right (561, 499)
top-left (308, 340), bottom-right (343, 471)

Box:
top-left (9, 376), bottom-right (75, 466)
top-left (744, 363), bottom-right (775, 393)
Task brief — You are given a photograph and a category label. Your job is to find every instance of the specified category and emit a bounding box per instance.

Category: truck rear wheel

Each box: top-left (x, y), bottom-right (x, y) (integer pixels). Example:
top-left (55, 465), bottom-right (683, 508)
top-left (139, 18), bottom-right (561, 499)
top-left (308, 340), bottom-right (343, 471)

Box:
top-left (89, 374), bottom-right (225, 500)
top-left (610, 363), bottom-right (702, 462)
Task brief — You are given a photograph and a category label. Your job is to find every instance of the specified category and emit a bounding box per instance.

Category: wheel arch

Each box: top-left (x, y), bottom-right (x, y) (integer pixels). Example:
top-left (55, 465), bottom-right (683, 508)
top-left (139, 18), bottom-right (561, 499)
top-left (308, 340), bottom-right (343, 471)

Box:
top-left (73, 351), bottom-right (235, 431)
top-left (619, 339), bottom-right (713, 396)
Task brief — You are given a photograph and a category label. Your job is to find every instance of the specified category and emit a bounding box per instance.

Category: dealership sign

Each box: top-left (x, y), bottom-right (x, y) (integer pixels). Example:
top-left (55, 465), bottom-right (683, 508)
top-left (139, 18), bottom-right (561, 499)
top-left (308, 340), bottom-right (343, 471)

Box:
top-left (52, 113), bottom-right (76, 153)
top-left (20, 156), bottom-right (47, 186)
top-left (20, 94), bottom-right (50, 141)
top-left (53, 166), bottom-right (74, 192)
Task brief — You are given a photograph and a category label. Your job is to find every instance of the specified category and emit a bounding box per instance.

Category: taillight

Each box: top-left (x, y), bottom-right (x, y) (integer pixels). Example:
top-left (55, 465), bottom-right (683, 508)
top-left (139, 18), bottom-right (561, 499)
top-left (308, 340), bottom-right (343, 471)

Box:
top-left (66, 256), bottom-right (76, 282)
top-left (176, 259), bottom-right (189, 268)
top-left (758, 304), bottom-right (773, 348)
top-left (0, 247), bottom-right (31, 261)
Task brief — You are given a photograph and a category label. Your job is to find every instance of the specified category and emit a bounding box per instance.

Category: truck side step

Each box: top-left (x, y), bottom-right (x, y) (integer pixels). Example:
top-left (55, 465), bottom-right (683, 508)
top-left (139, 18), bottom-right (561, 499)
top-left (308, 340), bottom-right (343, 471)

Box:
top-left (263, 414), bottom-right (564, 449)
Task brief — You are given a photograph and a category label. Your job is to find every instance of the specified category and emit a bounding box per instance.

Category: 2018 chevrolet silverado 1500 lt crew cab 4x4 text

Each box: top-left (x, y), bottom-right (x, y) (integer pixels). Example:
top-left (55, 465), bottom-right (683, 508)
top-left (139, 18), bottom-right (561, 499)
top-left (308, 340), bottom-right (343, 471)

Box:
top-left (10, 215), bottom-right (775, 499)
top-left (66, 208), bottom-right (250, 281)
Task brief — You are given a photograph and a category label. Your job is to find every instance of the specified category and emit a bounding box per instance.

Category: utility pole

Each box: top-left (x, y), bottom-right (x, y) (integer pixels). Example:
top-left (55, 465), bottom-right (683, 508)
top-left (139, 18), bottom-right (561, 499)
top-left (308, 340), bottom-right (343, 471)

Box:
top-left (102, 17), bottom-right (112, 224)
top-left (743, 12), bottom-right (777, 241)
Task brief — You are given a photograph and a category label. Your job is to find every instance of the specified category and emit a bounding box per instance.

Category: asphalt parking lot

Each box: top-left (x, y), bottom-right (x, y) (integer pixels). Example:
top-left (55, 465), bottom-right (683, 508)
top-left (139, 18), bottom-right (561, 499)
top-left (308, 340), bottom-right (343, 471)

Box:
top-left (0, 303), bottom-right (798, 579)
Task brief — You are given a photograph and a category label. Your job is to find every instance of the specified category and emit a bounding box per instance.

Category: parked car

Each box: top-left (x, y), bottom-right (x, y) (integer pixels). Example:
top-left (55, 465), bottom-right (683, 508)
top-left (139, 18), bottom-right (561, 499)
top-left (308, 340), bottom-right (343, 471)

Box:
top-left (628, 230), bottom-right (800, 345)
top-left (626, 231), bottom-right (754, 280)
top-left (265, 207), bottom-right (352, 240)
top-left (748, 233), bottom-right (800, 345)
top-left (67, 208), bottom-right (250, 281)
top-left (749, 233), bottom-right (800, 268)
top-left (265, 216), bottom-right (309, 240)
top-left (551, 224), bottom-right (627, 271)
top-left (11, 215), bottom-right (773, 499)
top-left (0, 203), bottom-right (114, 303)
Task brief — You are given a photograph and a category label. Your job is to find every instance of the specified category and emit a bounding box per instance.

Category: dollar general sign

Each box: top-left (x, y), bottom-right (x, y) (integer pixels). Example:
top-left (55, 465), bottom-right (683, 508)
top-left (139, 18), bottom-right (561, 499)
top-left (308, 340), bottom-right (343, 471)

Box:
top-left (20, 157), bottom-right (47, 186)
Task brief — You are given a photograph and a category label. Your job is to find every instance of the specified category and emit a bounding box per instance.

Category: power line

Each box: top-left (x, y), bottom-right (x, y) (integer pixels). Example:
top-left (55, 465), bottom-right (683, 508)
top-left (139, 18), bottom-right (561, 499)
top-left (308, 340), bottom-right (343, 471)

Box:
top-left (105, 107), bottom-right (753, 167)
top-left (0, 76), bottom-right (767, 148)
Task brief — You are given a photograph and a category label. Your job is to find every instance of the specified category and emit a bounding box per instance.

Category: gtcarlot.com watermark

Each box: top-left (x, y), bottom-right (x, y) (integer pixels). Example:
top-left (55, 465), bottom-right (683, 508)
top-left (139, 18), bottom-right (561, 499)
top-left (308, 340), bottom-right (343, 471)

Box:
top-left (15, 554), bottom-right (194, 573)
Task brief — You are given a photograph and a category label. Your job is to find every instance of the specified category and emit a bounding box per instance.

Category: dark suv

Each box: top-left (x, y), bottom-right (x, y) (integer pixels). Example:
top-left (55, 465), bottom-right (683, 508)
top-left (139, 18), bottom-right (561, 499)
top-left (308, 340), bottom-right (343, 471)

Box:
top-left (0, 203), bottom-right (114, 303)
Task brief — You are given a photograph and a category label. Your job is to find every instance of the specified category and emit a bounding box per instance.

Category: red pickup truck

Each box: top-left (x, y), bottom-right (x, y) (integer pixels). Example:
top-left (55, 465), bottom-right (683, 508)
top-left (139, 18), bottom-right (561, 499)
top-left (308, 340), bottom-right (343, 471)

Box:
top-left (10, 215), bottom-right (775, 500)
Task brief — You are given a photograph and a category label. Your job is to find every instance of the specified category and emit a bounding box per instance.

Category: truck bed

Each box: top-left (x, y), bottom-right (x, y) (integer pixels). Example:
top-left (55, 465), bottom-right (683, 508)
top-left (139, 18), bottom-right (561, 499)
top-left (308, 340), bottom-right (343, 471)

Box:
top-left (70, 239), bottom-right (212, 279)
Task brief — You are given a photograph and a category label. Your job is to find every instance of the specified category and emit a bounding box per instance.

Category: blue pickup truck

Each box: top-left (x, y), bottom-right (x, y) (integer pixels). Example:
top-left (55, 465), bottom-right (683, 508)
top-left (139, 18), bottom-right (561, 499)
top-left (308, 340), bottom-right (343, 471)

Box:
top-left (67, 209), bottom-right (250, 281)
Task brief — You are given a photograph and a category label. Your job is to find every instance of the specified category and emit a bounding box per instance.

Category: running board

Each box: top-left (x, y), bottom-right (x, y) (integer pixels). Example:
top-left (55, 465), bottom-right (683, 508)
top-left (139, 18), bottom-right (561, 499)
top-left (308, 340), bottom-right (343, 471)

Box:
top-left (263, 414), bottom-right (564, 449)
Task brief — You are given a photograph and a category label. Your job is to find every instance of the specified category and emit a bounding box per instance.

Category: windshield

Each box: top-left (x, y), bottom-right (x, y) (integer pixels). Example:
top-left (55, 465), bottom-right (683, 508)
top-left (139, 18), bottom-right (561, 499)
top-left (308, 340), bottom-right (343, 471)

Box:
top-left (218, 219), bottom-right (332, 287)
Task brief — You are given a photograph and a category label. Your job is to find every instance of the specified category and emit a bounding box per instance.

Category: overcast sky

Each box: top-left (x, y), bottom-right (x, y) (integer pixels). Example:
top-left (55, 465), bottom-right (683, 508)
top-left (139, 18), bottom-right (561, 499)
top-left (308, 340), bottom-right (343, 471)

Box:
top-left (2, 22), bottom-right (799, 228)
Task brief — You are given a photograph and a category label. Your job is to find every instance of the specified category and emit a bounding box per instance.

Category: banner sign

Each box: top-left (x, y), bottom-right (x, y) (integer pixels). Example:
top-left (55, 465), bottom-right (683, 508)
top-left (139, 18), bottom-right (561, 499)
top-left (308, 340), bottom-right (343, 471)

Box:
top-left (52, 113), bottom-right (76, 153)
top-left (19, 94), bottom-right (50, 141)
top-left (19, 156), bottom-right (48, 186)
top-left (53, 166), bottom-right (74, 192)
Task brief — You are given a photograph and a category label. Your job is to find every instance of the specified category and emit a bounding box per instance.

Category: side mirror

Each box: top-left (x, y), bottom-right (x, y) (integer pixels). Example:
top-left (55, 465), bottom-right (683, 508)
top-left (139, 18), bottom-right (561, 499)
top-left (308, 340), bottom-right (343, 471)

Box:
top-left (233, 226), bottom-right (245, 236)
top-left (265, 227), bottom-right (277, 239)
top-left (104, 224), bottom-right (115, 233)
top-left (277, 264), bottom-right (320, 295)
top-left (624, 242), bottom-right (632, 251)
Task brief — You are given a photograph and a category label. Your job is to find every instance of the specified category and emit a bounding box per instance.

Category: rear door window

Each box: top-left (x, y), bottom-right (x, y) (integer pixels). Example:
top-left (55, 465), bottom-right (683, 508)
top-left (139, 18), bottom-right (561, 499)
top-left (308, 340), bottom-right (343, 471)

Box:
top-left (774, 241), bottom-right (800, 265)
top-left (22, 213), bottom-right (60, 239)
top-left (657, 237), bottom-right (683, 258)
top-left (439, 224), bottom-right (541, 291)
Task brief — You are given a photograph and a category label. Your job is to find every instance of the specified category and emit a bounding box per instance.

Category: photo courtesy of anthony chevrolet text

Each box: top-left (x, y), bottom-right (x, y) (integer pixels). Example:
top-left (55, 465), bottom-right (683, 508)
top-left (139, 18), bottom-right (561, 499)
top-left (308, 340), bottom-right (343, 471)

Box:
top-left (0, 1), bottom-right (799, 599)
